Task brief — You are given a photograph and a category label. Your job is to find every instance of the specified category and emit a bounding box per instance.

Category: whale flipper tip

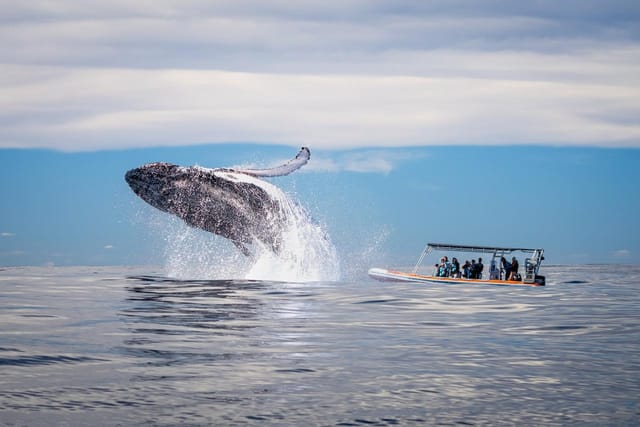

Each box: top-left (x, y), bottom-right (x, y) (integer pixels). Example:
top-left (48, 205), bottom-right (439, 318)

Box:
top-left (234, 146), bottom-right (311, 178)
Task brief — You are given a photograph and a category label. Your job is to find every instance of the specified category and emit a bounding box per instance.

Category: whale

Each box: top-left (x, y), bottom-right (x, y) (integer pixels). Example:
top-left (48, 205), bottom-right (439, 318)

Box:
top-left (125, 147), bottom-right (310, 256)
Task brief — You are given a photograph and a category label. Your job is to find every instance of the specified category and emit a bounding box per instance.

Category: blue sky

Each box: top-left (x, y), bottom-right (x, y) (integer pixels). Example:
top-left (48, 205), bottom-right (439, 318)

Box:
top-left (1, 145), bottom-right (638, 267)
top-left (1, 1), bottom-right (639, 268)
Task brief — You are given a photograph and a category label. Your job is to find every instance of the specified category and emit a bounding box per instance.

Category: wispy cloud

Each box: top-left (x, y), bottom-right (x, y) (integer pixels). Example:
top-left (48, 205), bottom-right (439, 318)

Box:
top-left (0, 250), bottom-right (26, 256)
top-left (1, 232), bottom-right (16, 237)
top-left (1, 1), bottom-right (639, 151)
top-left (306, 150), bottom-right (424, 174)
top-left (613, 249), bottom-right (631, 258)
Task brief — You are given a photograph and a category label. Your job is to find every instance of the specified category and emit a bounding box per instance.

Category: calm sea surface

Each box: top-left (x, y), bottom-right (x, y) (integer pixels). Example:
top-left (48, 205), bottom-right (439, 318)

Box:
top-left (1, 265), bottom-right (639, 426)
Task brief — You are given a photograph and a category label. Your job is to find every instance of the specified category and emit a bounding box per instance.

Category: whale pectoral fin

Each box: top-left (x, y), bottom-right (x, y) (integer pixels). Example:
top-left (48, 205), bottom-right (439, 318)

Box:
top-left (232, 240), bottom-right (252, 257)
top-left (234, 147), bottom-right (310, 177)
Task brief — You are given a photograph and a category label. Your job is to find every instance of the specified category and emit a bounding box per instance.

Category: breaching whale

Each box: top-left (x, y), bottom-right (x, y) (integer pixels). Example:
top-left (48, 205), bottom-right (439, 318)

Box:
top-left (125, 147), bottom-right (310, 256)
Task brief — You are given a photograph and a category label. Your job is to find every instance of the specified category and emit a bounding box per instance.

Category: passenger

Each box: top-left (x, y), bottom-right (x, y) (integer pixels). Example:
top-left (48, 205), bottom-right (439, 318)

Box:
top-left (433, 263), bottom-right (439, 277)
top-left (462, 260), bottom-right (471, 278)
top-left (476, 257), bottom-right (484, 279)
top-left (489, 259), bottom-right (500, 280)
top-left (500, 256), bottom-right (511, 280)
top-left (470, 259), bottom-right (477, 279)
top-left (508, 257), bottom-right (519, 281)
top-left (450, 257), bottom-right (460, 278)
top-left (437, 257), bottom-right (447, 277)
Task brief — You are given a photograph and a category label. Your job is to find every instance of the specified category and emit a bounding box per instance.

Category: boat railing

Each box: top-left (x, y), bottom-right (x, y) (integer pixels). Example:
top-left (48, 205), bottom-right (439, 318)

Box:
top-left (412, 245), bottom-right (431, 274)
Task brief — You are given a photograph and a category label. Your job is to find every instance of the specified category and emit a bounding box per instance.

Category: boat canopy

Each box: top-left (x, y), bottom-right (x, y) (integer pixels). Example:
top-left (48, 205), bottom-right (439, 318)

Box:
top-left (426, 243), bottom-right (542, 254)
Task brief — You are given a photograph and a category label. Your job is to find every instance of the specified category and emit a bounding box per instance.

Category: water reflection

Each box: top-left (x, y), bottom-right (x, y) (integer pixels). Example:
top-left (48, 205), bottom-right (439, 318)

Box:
top-left (119, 276), bottom-right (274, 369)
top-left (124, 276), bottom-right (267, 329)
top-left (115, 275), bottom-right (341, 425)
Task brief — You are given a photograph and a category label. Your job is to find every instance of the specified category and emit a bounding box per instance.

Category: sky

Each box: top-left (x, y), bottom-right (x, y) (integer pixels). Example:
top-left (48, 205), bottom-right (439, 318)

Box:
top-left (1, 1), bottom-right (639, 269)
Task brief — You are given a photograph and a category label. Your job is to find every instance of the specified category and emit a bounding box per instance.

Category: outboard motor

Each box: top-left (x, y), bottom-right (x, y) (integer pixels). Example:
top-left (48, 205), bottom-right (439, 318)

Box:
top-left (524, 258), bottom-right (536, 283)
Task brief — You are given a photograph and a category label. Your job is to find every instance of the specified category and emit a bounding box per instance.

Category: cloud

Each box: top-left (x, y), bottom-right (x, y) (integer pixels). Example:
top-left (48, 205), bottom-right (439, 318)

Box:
top-left (1, 1), bottom-right (639, 151)
top-left (306, 150), bottom-right (423, 173)
top-left (0, 250), bottom-right (26, 256)
top-left (103, 245), bottom-right (114, 249)
top-left (305, 156), bottom-right (393, 174)
top-left (612, 249), bottom-right (630, 258)
top-left (343, 156), bottom-right (394, 174)
top-left (3, 64), bottom-right (639, 152)
top-left (1, 232), bottom-right (16, 237)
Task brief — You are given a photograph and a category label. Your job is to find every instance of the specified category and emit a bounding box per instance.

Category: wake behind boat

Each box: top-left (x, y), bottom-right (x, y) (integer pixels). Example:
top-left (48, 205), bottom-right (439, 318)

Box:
top-left (369, 243), bottom-right (546, 287)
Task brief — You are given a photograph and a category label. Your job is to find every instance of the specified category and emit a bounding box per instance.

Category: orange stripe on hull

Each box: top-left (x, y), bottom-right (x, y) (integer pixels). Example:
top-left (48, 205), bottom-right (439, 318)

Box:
top-left (386, 270), bottom-right (542, 287)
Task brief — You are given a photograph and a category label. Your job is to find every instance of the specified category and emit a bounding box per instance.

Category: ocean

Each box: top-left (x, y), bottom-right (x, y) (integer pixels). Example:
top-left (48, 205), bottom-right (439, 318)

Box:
top-left (1, 264), bottom-right (639, 426)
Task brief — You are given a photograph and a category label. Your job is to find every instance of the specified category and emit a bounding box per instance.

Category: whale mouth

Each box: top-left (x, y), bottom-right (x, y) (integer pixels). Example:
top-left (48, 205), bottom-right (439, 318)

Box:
top-left (124, 168), bottom-right (140, 191)
top-left (124, 168), bottom-right (138, 187)
top-left (125, 168), bottom-right (148, 197)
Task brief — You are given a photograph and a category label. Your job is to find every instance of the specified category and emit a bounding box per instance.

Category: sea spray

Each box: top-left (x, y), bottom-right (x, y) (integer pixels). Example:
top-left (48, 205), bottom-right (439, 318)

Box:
top-left (340, 226), bottom-right (391, 281)
top-left (161, 222), bottom-right (247, 279)
top-left (151, 171), bottom-right (340, 282)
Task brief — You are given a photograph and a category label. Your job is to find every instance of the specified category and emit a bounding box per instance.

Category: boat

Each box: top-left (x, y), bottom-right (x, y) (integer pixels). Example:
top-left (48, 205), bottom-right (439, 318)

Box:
top-left (368, 243), bottom-right (546, 286)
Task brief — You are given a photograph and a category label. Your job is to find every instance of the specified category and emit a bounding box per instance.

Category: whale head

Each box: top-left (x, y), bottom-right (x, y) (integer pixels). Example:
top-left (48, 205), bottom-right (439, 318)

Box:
top-left (125, 162), bottom-right (181, 211)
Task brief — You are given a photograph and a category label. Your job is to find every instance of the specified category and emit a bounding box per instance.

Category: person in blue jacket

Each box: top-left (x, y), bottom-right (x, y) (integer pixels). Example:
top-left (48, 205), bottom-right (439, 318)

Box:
top-left (450, 257), bottom-right (460, 278)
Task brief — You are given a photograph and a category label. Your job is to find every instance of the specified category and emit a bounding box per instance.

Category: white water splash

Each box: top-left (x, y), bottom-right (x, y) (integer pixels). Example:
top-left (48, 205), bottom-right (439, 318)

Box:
top-left (151, 172), bottom-right (340, 282)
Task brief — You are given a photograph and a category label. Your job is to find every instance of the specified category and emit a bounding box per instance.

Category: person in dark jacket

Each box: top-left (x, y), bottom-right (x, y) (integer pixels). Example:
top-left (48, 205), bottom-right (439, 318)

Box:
top-left (501, 256), bottom-right (511, 280)
top-left (508, 257), bottom-right (519, 280)
top-left (476, 257), bottom-right (484, 279)
top-left (462, 260), bottom-right (471, 278)
top-left (470, 259), bottom-right (477, 278)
